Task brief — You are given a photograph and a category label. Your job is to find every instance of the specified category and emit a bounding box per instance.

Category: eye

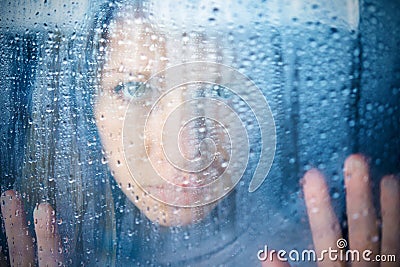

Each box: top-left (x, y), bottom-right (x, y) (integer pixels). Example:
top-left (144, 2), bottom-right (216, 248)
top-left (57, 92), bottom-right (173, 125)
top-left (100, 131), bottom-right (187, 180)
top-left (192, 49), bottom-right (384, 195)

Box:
top-left (114, 81), bottom-right (146, 100)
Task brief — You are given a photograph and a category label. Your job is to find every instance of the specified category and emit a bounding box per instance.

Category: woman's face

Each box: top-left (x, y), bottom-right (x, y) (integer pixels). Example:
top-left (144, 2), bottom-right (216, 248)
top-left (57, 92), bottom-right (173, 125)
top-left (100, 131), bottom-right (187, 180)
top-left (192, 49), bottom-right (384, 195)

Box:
top-left (95, 16), bottom-right (232, 226)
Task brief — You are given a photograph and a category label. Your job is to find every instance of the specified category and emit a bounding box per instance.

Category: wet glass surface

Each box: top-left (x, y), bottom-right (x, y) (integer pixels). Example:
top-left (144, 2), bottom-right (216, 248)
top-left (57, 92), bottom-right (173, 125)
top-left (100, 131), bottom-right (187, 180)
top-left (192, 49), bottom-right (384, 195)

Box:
top-left (0, 0), bottom-right (399, 266)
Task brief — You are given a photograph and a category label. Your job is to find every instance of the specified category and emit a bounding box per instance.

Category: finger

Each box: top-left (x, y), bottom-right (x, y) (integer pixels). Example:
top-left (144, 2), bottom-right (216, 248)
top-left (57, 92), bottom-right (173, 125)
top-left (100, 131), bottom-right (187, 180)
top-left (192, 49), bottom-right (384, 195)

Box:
top-left (380, 175), bottom-right (400, 267)
top-left (260, 251), bottom-right (290, 267)
top-left (344, 154), bottom-right (379, 266)
top-left (261, 256), bottom-right (291, 267)
top-left (1, 190), bottom-right (35, 266)
top-left (302, 169), bottom-right (344, 267)
top-left (33, 203), bottom-right (63, 267)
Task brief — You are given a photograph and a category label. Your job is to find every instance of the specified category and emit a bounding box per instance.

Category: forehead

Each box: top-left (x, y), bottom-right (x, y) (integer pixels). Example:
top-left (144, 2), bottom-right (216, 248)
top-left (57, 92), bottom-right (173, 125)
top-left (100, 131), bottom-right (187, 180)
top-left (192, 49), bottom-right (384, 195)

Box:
top-left (102, 18), bottom-right (166, 84)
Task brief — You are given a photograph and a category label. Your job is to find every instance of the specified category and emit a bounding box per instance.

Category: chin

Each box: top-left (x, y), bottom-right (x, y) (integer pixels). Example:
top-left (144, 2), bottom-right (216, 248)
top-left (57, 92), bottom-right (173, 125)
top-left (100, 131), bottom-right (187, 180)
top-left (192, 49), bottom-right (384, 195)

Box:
top-left (138, 200), bottom-right (216, 227)
top-left (118, 181), bottom-right (217, 226)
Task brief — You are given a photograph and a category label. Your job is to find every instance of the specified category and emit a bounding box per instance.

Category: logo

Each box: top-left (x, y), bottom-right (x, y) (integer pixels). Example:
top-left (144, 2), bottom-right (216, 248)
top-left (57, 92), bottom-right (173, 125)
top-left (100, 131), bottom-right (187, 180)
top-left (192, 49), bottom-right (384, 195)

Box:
top-left (336, 238), bottom-right (347, 249)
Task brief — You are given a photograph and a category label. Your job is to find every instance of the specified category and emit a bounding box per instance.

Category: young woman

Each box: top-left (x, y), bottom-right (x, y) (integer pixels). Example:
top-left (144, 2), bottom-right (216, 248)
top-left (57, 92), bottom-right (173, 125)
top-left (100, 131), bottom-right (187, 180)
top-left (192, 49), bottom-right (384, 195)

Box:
top-left (1, 1), bottom-right (399, 266)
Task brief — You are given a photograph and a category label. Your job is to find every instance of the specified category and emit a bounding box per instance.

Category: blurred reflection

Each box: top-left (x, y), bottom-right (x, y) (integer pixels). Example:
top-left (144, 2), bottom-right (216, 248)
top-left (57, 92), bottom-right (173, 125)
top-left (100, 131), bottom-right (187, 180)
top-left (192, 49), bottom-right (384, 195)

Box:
top-left (0, 0), bottom-right (399, 266)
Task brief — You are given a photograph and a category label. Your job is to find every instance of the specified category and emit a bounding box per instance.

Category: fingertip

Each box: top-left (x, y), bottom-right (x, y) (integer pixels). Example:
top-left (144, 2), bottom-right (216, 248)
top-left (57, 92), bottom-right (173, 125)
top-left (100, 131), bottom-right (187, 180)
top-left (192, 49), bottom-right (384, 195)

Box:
top-left (34, 202), bottom-right (63, 266)
top-left (1, 190), bottom-right (24, 218)
top-left (344, 153), bottom-right (367, 165)
top-left (33, 202), bottom-right (55, 221)
top-left (34, 202), bottom-right (54, 215)
top-left (303, 168), bottom-right (325, 184)
top-left (1, 190), bottom-right (18, 205)
top-left (302, 168), bottom-right (328, 199)
top-left (343, 154), bottom-right (371, 191)
top-left (1, 191), bottom-right (35, 266)
top-left (1, 189), bottom-right (17, 198)
top-left (344, 154), bottom-right (368, 175)
top-left (381, 175), bottom-right (400, 192)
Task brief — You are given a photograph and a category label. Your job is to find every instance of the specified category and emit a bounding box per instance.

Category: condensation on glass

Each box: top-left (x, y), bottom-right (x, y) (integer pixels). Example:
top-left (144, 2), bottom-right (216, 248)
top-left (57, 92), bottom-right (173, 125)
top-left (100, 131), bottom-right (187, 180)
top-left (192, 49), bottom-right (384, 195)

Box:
top-left (0, 0), bottom-right (399, 266)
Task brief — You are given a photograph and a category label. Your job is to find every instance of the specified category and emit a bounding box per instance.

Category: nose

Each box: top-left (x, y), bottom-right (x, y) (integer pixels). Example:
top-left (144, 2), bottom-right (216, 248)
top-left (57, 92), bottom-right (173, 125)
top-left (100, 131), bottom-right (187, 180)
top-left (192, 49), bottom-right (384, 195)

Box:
top-left (146, 83), bottom-right (222, 188)
top-left (142, 29), bottom-right (226, 186)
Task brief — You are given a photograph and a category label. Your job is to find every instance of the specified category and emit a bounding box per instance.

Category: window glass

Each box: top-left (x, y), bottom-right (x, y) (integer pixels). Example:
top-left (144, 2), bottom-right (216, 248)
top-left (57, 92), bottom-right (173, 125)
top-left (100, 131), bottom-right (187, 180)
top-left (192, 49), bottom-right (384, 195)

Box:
top-left (0, 0), bottom-right (399, 266)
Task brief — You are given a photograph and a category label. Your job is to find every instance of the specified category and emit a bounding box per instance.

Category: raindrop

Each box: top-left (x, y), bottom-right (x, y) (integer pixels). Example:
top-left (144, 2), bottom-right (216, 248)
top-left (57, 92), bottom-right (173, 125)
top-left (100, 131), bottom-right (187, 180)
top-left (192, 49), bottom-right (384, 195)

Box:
top-left (183, 232), bottom-right (190, 240)
top-left (135, 217), bottom-right (140, 225)
top-left (311, 207), bottom-right (319, 213)
top-left (331, 188), bottom-right (340, 199)
top-left (182, 34), bottom-right (189, 43)
top-left (362, 209), bottom-right (369, 217)
top-left (370, 235), bottom-right (379, 243)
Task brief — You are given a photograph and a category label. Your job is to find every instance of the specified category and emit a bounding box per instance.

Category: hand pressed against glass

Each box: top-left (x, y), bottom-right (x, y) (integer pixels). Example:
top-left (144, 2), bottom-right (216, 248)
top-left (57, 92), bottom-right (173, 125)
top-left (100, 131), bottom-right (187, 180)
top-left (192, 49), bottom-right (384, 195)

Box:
top-left (262, 154), bottom-right (400, 267)
top-left (1, 9), bottom-right (399, 267)
top-left (0, 9), bottom-right (231, 266)
top-left (1, 191), bottom-right (63, 267)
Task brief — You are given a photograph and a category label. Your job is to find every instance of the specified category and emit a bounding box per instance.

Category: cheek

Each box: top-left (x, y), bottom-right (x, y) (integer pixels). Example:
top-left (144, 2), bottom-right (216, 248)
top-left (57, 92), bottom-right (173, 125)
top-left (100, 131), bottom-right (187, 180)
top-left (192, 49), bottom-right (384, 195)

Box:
top-left (95, 94), bottom-right (125, 153)
top-left (94, 93), bottom-right (144, 171)
top-left (94, 94), bottom-right (217, 226)
top-left (94, 95), bottom-right (152, 213)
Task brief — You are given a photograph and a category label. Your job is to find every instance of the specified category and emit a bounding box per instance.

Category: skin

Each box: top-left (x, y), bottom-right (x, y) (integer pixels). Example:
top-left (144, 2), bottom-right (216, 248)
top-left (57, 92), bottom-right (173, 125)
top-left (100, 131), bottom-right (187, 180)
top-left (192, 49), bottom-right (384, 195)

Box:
top-left (1, 190), bottom-right (35, 267)
top-left (302, 169), bottom-right (344, 267)
top-left (95, 15), bottom-right (225, 226)
top-left (1, 191), bottom-right (63, 267)
top-left (344, 154), bottom-right (379, 266)
top-left (33, 203), bottom-right (63, 267)
top-left (1, 8), bottom-right (399, 267)
top-left (261, 154), bottom-right (400, 267)
top-left (4, 154), bottom-right (398, 266)
top-left (380, 175), bottom-right (400, 267)
top-left (0, 10), bottom-right (233, 265)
